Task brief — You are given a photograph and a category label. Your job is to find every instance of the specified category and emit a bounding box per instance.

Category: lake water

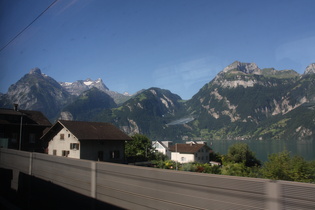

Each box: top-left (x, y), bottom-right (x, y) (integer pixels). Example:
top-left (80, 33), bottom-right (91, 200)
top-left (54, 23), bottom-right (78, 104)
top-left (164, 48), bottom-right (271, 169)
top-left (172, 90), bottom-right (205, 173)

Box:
top-left (207, 139), bottom-right (315, 162)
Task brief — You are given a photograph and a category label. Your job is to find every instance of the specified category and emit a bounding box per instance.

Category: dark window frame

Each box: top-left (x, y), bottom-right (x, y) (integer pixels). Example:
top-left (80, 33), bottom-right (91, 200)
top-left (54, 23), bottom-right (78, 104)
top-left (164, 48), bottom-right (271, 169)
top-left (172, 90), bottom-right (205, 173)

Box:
top-left (70, 143), bottom-right (79, 150)
top-left (110, 150), bottom-right (120, 159)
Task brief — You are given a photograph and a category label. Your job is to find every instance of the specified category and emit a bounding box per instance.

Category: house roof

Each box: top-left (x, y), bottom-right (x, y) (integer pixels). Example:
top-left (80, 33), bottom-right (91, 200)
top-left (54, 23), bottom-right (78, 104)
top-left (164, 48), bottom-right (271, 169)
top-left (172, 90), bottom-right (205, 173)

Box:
top-left (41, 120), bottom-right (132, 141)
top-left (152, 141), bottom-right (168, 149)
top-left (0, 108), bottom-right (51, 126)
top-left (169, 143), bottom-right (210, 154)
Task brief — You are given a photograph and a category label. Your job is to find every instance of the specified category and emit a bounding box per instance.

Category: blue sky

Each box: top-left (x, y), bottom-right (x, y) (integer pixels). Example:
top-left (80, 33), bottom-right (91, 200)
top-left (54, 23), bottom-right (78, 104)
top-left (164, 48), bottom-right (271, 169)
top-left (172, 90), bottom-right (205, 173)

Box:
top-left (1, 0), bottom-right (314, 99)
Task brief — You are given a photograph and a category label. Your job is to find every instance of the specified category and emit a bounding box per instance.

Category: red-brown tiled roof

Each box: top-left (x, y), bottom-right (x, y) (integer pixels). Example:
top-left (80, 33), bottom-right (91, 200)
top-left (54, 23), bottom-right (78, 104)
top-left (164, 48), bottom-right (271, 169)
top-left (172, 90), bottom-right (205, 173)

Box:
top-left (169, 143), bottom-right (210, 154)
top-left (42, 120), bottom-right (132, 141)
top-left (0, 108), bottom-right (51, 126)
top-left (22, 110), bottom-right (52, 126)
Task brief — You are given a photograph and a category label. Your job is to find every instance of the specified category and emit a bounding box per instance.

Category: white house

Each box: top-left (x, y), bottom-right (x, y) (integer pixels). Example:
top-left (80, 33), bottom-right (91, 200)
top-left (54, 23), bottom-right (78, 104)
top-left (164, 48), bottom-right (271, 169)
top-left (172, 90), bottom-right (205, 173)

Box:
top-left (152, 141), bottom-right (173, 157)
top-left (169, 142), bottom-right (211, 164)
top-left (41, 120), bottom-right (132, 162)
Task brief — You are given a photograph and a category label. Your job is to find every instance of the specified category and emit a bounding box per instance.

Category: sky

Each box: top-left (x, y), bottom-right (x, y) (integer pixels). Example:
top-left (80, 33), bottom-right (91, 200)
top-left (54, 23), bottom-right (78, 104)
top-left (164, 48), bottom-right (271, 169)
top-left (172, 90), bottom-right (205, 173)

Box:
top-left (0, 0), bottom-right (315, 100)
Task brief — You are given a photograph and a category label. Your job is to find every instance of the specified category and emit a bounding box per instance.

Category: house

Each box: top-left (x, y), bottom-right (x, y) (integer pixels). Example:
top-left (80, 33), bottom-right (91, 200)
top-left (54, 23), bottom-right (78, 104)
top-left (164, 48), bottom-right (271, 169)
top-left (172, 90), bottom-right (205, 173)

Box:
top-left (0, 105), bottom-right (52, 152)
top-left (41, 120), bottom-right (132, 163)
top-left (169, 142), bottom-right (211, 164)
top-left (152, 141), bottom-right (173, 157)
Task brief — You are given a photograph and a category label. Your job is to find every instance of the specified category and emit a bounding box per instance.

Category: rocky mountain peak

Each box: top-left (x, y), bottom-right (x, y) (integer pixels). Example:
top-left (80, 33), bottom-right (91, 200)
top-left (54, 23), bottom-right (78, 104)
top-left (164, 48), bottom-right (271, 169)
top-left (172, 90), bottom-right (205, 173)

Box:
top-left (29, 67), bottom-right (42, 75)
top-left (222, 61), bottom-right (261, 75)
top-left (213, 61), bottom-right (262, 88)
top-left (1, 68), bottom-right (71, 120)
top-left (304, 63), bottom-right (315, 75)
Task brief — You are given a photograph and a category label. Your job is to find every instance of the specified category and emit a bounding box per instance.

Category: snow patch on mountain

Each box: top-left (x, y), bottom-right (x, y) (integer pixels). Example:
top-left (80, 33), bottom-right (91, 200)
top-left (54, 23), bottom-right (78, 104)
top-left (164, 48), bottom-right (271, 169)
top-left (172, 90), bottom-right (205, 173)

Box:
top-left (60, 78), bottom-right (109, 96)
top-left (84, 81), bottom-right (93, 86)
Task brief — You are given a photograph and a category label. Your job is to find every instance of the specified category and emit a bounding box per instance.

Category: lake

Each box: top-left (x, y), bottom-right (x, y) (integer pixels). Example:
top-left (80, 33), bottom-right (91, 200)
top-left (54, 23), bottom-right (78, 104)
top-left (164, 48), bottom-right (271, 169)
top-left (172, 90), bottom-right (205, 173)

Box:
top-left (207, 139), bottom-right (315, 162)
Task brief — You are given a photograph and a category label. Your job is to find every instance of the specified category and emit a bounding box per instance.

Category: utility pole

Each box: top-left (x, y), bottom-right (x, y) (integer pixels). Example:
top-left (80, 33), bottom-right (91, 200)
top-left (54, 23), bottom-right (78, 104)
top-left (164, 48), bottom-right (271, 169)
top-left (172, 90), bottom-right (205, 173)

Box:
top-left (14, 104), bottom-right (23, 151)
top-left (19, 113), bottom-right (23, 150)
top-left (175, 143), bottom-right (178, 170)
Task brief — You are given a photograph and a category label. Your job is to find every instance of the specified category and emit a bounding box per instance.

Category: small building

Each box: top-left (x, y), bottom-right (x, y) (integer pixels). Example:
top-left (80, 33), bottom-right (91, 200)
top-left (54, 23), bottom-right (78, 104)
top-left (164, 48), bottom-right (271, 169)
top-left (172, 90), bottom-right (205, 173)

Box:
top-left (41, 120), bottom-right (132, 163)
top-left (169, 142), bottom-right (211, 164)
top-left (210, 161), bottom-right (221, 166)
top-left (0, 106), bottom-right (52, 152)
top-left (152, 141), bottom-right (173, 157)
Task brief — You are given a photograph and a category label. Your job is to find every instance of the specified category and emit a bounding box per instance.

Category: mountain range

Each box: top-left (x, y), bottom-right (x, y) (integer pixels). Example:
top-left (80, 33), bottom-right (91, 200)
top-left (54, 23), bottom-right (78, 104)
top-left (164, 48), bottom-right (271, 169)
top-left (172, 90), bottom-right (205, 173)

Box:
top-left (1, 61), bottom-right (315, 141)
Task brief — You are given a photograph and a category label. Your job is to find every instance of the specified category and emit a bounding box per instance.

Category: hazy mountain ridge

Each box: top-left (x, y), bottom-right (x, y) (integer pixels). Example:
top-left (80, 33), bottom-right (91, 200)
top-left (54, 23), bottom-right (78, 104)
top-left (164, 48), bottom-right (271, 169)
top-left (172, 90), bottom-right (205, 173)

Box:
top-left (60, 78), bottom-right (109, 96)
top-left (1, 61), bottom-right (315, 140)
top-left (60, 87), bottom-right (117, 121)
top-left (60, 78), bottom-right (131, 105)
top-left (93, 87), bottom-right (188, 140)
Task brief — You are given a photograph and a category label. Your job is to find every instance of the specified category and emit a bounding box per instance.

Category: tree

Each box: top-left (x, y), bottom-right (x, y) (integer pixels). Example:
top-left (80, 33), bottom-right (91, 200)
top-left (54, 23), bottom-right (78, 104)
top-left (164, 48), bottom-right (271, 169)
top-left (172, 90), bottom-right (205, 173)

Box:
top-left (221, 162), bottom-right (249, 177)
top-left (221, 143), bottom-right (261, 177)
top-left (223, 143), bottom-right (261, 167)
top-left (125, 134), bottom-right (155, 162)
top-left (262, 150), bottom-right (315, 182)
top-left (152, 151), bottom-right (169, 161)
top-left (209, 151), bottom-right (222, 163)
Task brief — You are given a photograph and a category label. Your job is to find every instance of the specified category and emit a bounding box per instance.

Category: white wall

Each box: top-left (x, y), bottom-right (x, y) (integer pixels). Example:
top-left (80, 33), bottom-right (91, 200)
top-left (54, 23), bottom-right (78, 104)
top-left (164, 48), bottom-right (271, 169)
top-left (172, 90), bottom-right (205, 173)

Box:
top-left (48, 127), bottom-right (80, 159)
top-left (171, 152), bottom-right (195, 163)
top-left (171, 145), bottom-right (210, 164)
top-left (152, 141), bottom-right (173, 158)
top-left (152, 141), bottom-right (166, 155)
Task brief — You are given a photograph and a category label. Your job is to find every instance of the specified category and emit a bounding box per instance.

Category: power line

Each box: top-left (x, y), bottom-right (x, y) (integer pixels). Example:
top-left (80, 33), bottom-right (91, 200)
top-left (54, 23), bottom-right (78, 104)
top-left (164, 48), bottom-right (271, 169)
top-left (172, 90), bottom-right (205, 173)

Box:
top-left (0, 0), bottom-right (58, 53)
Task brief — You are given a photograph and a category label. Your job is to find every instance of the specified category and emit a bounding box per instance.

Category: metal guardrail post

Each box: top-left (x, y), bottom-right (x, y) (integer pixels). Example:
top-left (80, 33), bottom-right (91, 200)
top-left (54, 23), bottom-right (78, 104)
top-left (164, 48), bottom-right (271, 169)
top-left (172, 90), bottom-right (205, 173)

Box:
top-left (29, 152), bottom-right (33, 175)
top-left (265, 180), bottom-right (282, 210)
top-left (91, 161), bottom-right (96, 198)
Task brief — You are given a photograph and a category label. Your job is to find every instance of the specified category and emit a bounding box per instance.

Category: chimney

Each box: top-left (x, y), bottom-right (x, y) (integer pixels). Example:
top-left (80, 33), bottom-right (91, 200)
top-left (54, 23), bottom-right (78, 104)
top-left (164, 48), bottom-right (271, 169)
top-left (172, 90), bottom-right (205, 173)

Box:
top-left (14, 104), bottom-right (18, 111)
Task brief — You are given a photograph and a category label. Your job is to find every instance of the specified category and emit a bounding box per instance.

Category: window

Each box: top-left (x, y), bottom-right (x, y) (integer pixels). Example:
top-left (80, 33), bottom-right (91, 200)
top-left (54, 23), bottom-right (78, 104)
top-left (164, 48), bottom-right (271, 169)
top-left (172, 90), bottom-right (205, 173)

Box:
top-left (110, 150), bottom-right (120, 159)
top-left (53, 150), bottom-right (57, 155)
top-left (0, 126), bottom-right (4, 138)
top-left (29, 133), bottom-right (36, 143)
top-left (11, 133), bottom-right (18, 143)
top-left (70, 143), bottom-right (79, 150)
top-left (62, 150), bottom-right (69, 157)
top-left (181, 157), bottom-right (186, 162)
top-left (68, 134), bottom-right (70, 138)
top-left (60, 134), bottom-right (64, 140)
top-left (98, 151), bottom-right (104, 161)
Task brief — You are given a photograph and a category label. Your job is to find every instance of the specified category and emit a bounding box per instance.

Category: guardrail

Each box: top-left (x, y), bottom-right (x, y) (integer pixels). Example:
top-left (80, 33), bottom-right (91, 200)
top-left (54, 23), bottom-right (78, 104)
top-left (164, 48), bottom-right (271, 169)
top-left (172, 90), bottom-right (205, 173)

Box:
top-left (1, 148), bottom-right (314, 209)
